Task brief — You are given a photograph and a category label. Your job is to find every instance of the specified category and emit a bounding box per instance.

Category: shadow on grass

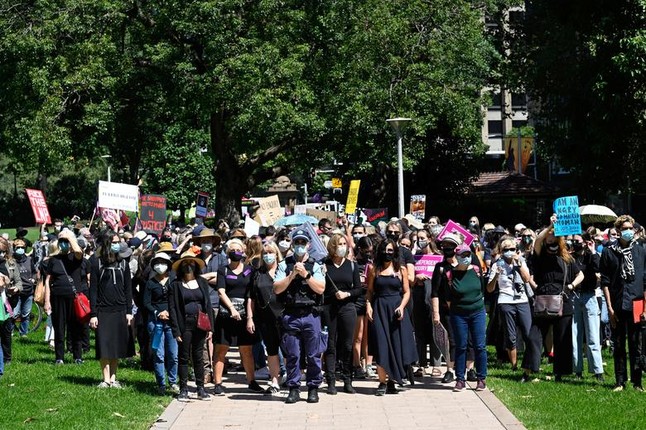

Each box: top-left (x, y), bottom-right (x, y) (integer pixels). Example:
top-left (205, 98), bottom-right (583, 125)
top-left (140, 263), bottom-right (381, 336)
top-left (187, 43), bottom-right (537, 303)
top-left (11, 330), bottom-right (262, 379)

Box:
top-left (59, 374), bottom-right (160, 395)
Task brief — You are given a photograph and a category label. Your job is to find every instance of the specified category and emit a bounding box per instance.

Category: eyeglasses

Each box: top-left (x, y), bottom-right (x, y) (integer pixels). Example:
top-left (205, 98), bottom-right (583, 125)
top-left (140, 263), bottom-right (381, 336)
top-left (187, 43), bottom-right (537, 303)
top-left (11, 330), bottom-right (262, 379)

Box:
top-left (386, 230), bottom-right (399, 234)
top-left (503, 248), bottom-right (516, 252)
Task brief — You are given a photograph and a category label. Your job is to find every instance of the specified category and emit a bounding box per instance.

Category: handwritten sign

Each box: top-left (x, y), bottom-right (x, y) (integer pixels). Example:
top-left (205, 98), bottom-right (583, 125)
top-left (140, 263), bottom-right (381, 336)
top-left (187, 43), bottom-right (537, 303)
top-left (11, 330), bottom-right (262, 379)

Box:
top-left (437, 219), bottom-right (475, 246)
top-left (196, 191), bottom-right (209, 218)
top-left (98, 181), bottom-right (139, 212)
top-left (254, 195), bottom-right (284, 226)
top-left (140, 194), bottom-right (167, 235)
top-left (25, 189), bottom-right (52, 224)
top-left (553, 195), bottom-right (581, 236)
top-left (414, 254), bottom-right (444, 277)
top-left (345, 180), bottom-right (361, 214)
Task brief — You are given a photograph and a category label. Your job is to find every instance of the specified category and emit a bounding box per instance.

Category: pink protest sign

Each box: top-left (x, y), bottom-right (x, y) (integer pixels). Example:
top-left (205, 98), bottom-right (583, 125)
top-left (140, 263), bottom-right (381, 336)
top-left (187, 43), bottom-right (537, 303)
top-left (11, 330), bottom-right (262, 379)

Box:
top-left (414, 254), bottom-right (444, 277)
top-left (437, 219), bottom-right (475, 246)
top-left (25, 189), bottom-right (52, 224)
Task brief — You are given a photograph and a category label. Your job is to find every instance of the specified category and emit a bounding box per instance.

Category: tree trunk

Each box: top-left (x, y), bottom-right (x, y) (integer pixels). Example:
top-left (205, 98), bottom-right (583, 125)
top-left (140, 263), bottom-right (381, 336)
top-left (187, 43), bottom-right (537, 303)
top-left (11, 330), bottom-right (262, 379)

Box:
top-left (211, 111), bottom-right (244, 226)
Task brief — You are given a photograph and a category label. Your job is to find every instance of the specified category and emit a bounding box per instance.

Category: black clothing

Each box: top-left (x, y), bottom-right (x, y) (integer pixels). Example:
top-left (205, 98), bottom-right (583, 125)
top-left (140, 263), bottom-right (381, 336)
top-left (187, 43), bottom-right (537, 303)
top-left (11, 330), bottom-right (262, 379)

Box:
top-left (46, 254), bottom-right (85, 297)
top-left (278, 256), bottom-right (321, 310)
top-left (168, 277), bottom-right (214, 339)
top-left (612, 310), bottom-right (642, 387)
top-left (214, 264), bottom-right (257, 346)
top-left (600, 244), bottom-right (646, 313)
top-left (250, 268), bottom-right (282, 355)
top-left (182, 286), bottom-right (203, 316)
top-left (323, 259), bottom-right (362, 304)
top-left (51, 295), bottom-right (83, 361)
top-left (89, 256), bottom-right (133, 317)
top-left (178, 314), bottom-right (207, 389)
top-left (216, 264), bottom-right (253, 299)
top-left (531, 253), bottom-right (580, 316)
top-left (526, 315), bottom-right (573, 374)
top-left (575, 252), bottom-right (600, 293)
top-left (14, 255), bottom-right (36, 296)
top-left (143, 277), bottom-right (171, 318)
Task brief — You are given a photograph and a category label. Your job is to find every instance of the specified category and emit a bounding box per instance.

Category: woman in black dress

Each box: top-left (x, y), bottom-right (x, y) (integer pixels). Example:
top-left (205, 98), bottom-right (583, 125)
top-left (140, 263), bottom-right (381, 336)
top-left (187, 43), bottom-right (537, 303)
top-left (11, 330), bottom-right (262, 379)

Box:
top-left (89, 231), bottom-right (134, 388)
top-left (366, 239), bottom-right (417, 396)
top-left (212, 239), bottom-right (262, 395)
top-left (168, 251), bottom-right (214, 401)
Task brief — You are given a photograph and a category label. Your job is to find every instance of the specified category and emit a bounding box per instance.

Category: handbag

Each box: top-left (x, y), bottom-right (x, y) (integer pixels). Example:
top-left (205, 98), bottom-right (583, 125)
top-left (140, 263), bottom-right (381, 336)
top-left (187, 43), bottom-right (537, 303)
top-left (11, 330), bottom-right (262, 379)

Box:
top-left (533, 258), bottom-right (567, 319)
top-left (197, 310), bottom-right (212, 331)
top-left (0, 291), bottom-right (11, 322)
top-left (61, 259), bottom-right (91, 324)
top-left (219, 297), bottom-right (246, 319)
top-left (34, 279), bottom-right (46, 306)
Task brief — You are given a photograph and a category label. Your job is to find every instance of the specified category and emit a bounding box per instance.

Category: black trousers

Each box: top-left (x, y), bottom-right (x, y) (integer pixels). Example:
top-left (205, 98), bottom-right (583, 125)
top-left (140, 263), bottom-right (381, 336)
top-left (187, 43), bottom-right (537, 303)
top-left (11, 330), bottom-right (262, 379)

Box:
top-left (51, 295), bottom-right (83, 361)
top-left (0, 294), bottom-right (19, 361)
top-left (323, 302), bottom-right (357, 382)
top-left (526, 315), bottom-right (573, 375)
top-left (412, 286), bottom-right (432, 367)
top-left (178, 315), bottom-right (206, 389)
top-left (612, 309), bottom-right (642, 387)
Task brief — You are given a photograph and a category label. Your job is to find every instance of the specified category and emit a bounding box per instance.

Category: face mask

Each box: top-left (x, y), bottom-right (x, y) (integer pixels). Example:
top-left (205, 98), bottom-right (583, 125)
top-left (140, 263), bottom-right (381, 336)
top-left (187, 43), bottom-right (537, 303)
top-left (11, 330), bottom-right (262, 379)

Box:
top-left (386, 232), bottom-right (400, 242)
top-left (228, 251), bottom-right (244, 261)
top-left (278, 240), bottom-right (291, 253)
top-left (15, 248), bottom-right (25, 256)
top-left (382, 252), bottom-right (394, 262)
top-left (469, 221), bottom-right (477, 227)
top-left (596, 244), bottom-right (604, 254)
top-left (621, 230), bottom-right (635, 242)
top-left (546, 243), bottom-right (559, 253)
top-left (262, 254), bottom-right (276, 265)
top-left (201, 243), bottom-right (213, 253)
top-left (523, 236), bottom-right (532, 245)
top-left (54, 226), bottom-right (62, 232)
top-left (59, 242), bottom-right (70, 253)
top-left (418, 240), bottom-right (428, 249)
top-left (503, 250), bottom-right (515, 259)
top-left (442, 247), bottom-right (456, 258)
top-left (573, 242), bottom-right (584, 252)
top-left (153, 264), bottom-right (168, 275)
top-left (457, 256), bottom-right (471, 266)
top-left (294, 244), bottom-right (307, 257)
top-left (336, 246), bottom-right (348, 258)
top-left (110, 243), bottom-right (121, 254)
top-left (353, 233), bottom-right (364, 242)
top-left (431, 226), bottom-right (442, 236)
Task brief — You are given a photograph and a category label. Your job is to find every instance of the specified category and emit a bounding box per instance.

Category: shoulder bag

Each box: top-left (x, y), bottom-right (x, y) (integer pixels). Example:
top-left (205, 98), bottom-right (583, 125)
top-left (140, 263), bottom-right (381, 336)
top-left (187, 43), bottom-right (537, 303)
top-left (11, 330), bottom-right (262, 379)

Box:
top-left (61, 259), bottom-right (91, 324)
top-left (533, 258), bottom-right (566, 319)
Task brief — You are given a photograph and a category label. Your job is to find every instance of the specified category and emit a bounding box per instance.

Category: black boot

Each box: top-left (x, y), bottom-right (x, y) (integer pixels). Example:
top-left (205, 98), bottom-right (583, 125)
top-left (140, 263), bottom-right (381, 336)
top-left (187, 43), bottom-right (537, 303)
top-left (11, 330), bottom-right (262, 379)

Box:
top-left (326, 379), bottom-right (337, 395)
top-left (285, 387), bottom-right (300, 404)
top-left (307, 387), bottom-right (320, 403)
top-left (343, 379), bottom-right (356, 394)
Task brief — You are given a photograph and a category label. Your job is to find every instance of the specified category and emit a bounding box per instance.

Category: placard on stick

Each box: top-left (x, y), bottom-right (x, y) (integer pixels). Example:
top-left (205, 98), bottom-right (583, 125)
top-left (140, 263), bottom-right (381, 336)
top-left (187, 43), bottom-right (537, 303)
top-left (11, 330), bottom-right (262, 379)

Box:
top-left (140, 194), bottom-right (167, 235)
top-left (553, 196), bottom-right (581, 236)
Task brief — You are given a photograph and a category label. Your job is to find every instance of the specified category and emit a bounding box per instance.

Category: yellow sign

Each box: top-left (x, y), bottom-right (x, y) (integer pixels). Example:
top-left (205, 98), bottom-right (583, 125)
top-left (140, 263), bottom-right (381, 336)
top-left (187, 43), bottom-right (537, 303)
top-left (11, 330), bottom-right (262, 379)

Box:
top-left (331, 178), bottom-right (342, 189)
top-left (345, 180), bottom-right (361, 214)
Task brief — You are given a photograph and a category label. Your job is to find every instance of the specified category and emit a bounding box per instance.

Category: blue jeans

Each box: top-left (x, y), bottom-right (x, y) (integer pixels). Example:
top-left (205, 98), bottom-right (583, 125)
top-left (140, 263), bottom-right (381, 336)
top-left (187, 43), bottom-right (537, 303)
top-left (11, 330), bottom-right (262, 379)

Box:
top-left (572, 292), bottom-right (603, 375)
top-left (451, 308), bottom-right (487, 381)
top-left (15, 295), bottom-right (33, 336)
top-left (147, 320), bottom-right (178, 388)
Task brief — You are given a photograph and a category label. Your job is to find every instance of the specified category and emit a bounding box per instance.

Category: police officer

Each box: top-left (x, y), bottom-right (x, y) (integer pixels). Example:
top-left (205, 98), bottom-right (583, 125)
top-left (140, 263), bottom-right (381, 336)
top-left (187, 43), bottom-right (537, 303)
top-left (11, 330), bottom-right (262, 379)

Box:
top-left (274, 229), bottom-right (326, 404)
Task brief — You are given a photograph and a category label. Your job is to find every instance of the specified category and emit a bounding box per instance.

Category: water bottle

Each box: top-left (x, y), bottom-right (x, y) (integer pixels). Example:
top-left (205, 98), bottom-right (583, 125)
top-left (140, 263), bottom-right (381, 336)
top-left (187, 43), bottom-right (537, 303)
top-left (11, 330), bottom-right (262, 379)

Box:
top-left (151, 323), bottom-right (163, 350)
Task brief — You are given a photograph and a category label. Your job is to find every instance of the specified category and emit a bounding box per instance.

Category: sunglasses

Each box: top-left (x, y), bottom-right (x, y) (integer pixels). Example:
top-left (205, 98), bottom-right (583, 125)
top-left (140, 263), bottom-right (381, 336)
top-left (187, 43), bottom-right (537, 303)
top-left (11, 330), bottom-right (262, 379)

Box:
top-left (503, 248), bottom-right (516, 252)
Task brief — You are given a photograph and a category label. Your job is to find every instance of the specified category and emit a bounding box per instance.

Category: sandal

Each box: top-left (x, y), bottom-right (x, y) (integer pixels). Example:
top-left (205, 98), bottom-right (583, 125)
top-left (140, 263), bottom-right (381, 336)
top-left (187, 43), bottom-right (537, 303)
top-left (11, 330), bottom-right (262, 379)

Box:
top-left (431, 367), bottom-right (443, 377)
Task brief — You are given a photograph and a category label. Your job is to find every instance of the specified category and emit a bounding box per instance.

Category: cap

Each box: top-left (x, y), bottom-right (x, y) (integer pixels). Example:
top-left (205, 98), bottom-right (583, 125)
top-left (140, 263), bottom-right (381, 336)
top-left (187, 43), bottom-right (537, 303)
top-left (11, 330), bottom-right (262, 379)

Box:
top-left (440, 233), bottom-right (462, 247)
top-left (455, 244), bottom-right (471, 255)
top-left (291, 229), bottom-right (311, 242)
top-left (134, 231), bottom-right (148, 241)
top-left (151, 252), bottom-right (172, 264)
top-left (128, 237), bottom-right (142, 248)
top-left (514, 223), bottom-right (527, 232)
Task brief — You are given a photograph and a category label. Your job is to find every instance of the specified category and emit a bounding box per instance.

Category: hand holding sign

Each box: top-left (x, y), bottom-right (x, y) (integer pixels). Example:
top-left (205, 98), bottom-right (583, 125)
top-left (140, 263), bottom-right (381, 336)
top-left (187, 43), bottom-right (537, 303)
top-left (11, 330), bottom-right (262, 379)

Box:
top-left (553, 196), bottom-right (581, 236)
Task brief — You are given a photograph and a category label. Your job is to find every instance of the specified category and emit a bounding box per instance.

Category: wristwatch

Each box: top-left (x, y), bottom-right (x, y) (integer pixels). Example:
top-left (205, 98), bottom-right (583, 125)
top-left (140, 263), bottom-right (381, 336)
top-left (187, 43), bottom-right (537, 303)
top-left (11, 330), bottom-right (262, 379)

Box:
top-left (305, 273), bottom-right (312, 280)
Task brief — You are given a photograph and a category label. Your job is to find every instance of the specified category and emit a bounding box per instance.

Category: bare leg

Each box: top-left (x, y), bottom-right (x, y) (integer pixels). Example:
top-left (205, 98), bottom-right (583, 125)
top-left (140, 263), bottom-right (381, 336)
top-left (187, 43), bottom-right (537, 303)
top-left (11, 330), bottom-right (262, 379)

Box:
top-left (100, 359), bottom-right (111, 383)
top-left (377, 365), bottom-right (388, 384)
top-left (239, 345), bottom-right (256, 383)
top-left (353, 315), bottom-right (365, 367)
top-left (508, 348), bottom-right (518, 368)
top-left (267, 355), bottom-right (280, 387)
top-left (109, 359), bottom-right (118, 383)
top-left (214, 345), bottom-right (229, 384)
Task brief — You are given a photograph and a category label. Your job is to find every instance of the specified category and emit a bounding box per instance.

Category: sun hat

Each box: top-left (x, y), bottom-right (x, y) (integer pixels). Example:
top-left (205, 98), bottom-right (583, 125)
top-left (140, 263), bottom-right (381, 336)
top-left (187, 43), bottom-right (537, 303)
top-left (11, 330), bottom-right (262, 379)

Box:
top-left (440, 233), bottom-right (462, 247)
top-left (171, 250), bottom-right (206, 272)
top-left (191, 228), bottom-right (222, 246)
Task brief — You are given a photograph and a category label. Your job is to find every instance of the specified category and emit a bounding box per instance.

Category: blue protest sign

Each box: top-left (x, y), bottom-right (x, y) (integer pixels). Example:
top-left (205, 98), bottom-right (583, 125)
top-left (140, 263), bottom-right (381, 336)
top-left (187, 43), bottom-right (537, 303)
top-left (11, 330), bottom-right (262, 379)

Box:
top-left (553, 196), bottom-right (582, 236)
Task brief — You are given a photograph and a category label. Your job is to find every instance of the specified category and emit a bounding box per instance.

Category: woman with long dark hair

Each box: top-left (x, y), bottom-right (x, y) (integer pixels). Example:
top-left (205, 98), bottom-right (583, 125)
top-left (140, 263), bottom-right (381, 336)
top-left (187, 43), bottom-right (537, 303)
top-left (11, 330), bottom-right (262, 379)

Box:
top-left (89, 230), bottom-right (134, 388)
top-left (366, 239), bottom-right (417, 396)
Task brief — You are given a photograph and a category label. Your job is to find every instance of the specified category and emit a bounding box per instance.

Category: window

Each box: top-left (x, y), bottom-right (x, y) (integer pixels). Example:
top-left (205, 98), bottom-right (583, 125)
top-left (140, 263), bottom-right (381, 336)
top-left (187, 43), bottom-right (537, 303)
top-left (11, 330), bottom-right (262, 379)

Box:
top-left (489, 93), bottom-right (502, 111)
top-left (511, 93), bottom-right (527, 110)
top-left (512, 120), bottom-right (527, 129)
top-left (488, 120), bottom-right (503, 138)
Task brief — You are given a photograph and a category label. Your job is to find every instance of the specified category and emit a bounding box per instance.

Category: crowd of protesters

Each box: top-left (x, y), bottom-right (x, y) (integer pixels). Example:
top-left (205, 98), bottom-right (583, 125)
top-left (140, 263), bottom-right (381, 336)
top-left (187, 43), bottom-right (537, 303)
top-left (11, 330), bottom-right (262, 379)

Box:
top-left (0, 209), bottom-right (643, 401)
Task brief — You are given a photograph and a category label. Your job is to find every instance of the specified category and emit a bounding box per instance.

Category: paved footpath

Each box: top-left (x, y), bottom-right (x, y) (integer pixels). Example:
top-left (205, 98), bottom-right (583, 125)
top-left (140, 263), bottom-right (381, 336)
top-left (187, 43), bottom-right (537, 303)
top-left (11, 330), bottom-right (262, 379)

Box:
top-left (151, 366), bottom-right (526, 430)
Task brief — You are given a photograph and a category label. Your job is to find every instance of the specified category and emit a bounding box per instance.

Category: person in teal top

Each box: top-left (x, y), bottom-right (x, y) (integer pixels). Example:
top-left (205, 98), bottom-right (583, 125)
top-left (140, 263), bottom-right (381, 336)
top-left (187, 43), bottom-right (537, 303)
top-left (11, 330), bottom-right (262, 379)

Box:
top-left (433, 243), bottom-right (487, 392)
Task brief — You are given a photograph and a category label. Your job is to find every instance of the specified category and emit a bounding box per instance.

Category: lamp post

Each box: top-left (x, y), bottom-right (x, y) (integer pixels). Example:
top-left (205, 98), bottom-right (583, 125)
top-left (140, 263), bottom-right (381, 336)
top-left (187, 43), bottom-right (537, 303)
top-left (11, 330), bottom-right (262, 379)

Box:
top-left (100, 154), bottom-right (112, 182)
top-left (386, 117), bottom-right (411, 219)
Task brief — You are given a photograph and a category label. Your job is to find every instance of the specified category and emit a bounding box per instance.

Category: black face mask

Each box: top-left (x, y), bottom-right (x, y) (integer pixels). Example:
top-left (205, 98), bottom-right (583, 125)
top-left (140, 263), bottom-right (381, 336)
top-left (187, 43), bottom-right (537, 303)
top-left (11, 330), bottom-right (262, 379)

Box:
top-left (442, 247), bottom-right (456, 258)
top-left (228, 251), bottom-right (244, 262)
top-left (573, 242), bottom-right (584, 253)
top-left (386, 232), bottom-right (400, 242)
top-left (382, 252), bottom-right (394, 262)
top-left (160, 237), bottom-right (172, 243)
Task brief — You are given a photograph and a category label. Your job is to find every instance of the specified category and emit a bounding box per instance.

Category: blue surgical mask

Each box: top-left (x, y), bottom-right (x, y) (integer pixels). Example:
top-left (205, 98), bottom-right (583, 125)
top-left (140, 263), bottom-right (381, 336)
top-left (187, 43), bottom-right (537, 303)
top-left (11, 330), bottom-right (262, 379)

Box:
top-left (457, 256), bottom-right (471, 266)
top-left (262, 254), bottom-right (276, 265)
top-left (59, 242), bottom-right (70, 253)
top-left (110, 243), bottom-right (121, 253)
top-left (503, 250), bottom-right (515, 260)
top-left (14, 248), bottom-right (25, 256)
top-left (621, 230), bottom-right (635, 242)
top-left (596, 244), bottom-right (604, 254)
top-left (294, 244), bottom-right (307, 257)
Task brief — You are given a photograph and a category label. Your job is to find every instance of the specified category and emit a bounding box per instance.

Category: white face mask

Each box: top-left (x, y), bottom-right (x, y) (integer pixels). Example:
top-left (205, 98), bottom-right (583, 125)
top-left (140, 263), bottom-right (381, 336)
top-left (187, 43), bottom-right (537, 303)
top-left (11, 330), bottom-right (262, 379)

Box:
top-left (336, 246), bottom-right (348, 258)
top-left (153, 264), bottom-right (168, 275)
top-left (278, 240), bottom-right (291, 252)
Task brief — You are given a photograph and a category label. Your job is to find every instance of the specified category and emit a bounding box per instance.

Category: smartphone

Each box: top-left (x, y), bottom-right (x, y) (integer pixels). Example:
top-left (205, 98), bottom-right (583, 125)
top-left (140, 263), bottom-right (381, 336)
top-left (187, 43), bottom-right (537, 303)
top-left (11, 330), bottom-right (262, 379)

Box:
top-left (394, 309), bottom-right (402, 319)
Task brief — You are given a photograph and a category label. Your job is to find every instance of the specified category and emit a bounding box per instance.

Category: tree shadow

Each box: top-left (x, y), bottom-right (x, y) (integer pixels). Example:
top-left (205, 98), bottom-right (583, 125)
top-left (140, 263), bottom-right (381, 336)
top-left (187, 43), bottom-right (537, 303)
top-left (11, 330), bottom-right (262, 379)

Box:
top-left (59, 374), bottom-right (160, 395)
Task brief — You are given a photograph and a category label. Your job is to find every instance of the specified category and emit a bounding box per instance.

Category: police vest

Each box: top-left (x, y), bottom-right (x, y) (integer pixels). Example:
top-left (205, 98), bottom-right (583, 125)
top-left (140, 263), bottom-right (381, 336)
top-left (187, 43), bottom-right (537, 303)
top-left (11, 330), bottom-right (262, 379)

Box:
top-left (279, 256), bottom-right (323, 309)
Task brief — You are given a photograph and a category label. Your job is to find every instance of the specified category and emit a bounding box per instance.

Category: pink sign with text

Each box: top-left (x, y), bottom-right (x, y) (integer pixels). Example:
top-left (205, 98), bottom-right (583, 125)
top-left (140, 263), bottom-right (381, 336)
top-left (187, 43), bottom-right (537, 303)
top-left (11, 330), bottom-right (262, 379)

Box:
top-left (437, 219), bottom-right (475, 246)
top-left (414, 254), bottom-right (444, 277)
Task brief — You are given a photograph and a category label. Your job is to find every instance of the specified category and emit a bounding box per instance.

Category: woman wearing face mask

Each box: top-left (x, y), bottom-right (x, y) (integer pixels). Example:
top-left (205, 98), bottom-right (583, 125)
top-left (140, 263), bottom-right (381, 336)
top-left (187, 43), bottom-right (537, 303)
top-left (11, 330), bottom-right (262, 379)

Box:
top-left (10, 238), bottom-right (35, 338)
top-left (44, 230), bottom-right (84, 365)
top-left (0, 237), bottom-right (23, 372)
top-left (322, 233), bottom-right (362, 394)
top-left (353, 236), bottom-right (377, 379)
top-left (366, 239), bottom-right (417, 395)
top-left (89, 231), bottom-right (135, 388)
top-left (212, 239), bottom-right (262, 395)
top-left (276, 230), bottom-right (292, 258)
top-left (486, 238), bottom-right (532, 375)
top-left (247, 242), bottom-right (285, 394)
top-left (169, 251), bottom-right (214, 401)
top-left (433, 244), bottom-right (488, 392)
top-left (143, 252), bottom-right (178, 395)
top-left (525, 217), bottom-right (584, 382)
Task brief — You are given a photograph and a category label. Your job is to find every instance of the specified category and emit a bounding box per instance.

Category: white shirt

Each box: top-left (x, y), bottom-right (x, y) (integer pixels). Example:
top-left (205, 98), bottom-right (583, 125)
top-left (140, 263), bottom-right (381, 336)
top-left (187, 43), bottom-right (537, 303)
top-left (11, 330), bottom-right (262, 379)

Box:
top-left (488, 256), bottom-right (529, 304)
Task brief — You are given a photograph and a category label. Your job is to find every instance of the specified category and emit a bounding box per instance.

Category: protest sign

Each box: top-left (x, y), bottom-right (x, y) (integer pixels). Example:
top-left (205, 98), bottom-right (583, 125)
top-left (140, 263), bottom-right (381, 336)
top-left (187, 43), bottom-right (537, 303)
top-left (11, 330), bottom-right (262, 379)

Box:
top-left (306, 208), bottom-right (336, 223)
top-left (244, 216), bottom-right (260, 237)
top-left (437, 219), bottom-right (475, 246)
top-left (196, 192), bottom-right (209, 218)
top-left (253, 195), bottom-right (284, 226)
top-left (140, 195), bottom-right (167, 235)
top-left (98, 181), bottom-right (139, 212)
top-left (345, 180), bottom-right (361, 214)
top-left (410, 195), bottom-right (426, 221)
top-left (295, 222), bottom-right (328, 262)
top-left (553, 195), bottom-right (581, 236)
top-left (25, 189), bottom-right (52, 224)
top-left (414, 254), bottom-right (444, 277)
top-left (363, 208), bottom-right (388, 227)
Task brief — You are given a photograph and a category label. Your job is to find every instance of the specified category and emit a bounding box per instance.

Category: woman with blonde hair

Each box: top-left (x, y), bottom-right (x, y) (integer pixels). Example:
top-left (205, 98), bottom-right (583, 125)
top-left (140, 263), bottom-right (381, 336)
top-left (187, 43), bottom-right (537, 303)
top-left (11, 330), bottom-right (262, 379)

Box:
top-left (0, 236), bottom-right (23, 372)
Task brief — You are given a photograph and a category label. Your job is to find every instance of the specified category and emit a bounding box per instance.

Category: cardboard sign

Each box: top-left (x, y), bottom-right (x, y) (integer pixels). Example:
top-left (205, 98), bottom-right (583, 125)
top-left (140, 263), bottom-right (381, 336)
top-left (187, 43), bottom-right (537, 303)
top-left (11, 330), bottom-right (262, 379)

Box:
top-left (253, 195), bottom-right (284, 226)
top-left (244, 216), bottom-right (260, 237)
top-left (437, 219), bottom-right (475, 246)
top-left (98, 181), bottom-right (139, 212)
top-left (553, 195), bottom-right (581, 236)
top-left (345, 180), bottom-right (361, 214)
top-left (25, 189), bottom-right (52, 224)
top-left (306, 208), bottom-right (336, 223)
top-left (140, 194), bottom-right (167, 235)
top-left (410, 195), bottom-right (426, 221)
top-left (364, 208), bottom-right (388, 227)
top-left (196, 191), bottom-right (209, 218)
top-left (414, 254), bottom-right (444, 277)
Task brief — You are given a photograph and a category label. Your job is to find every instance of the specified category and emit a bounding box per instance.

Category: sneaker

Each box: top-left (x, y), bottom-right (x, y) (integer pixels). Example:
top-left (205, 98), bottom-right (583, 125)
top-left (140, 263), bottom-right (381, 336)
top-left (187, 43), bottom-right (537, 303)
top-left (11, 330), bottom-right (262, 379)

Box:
top-left (55, 359), bottom-right (64, 365)
top-left (248, 380), bottom-right (264, 393)
top-left (197, 387), bottom-right (211, 400)
top-left (353, 367), bottom-right (367, 380)
top-left (386, 380), bottom-right (399, 394)
top-left (634, 385), bottom-right (644, 392)
top-left (177, 389), bottom-right (190, 402)
top-left (375, 382), bottom-right (387, 396)
top-left (75, 359), bottom-right (84, 365)
top-left (453, 380), bottom-right (466, 392)
top-left (111, 381), bottom-right (123, 389)
top-left (476, 379), bottom-right (486, 391)
top-left (366, 366), bottom-right (377, 379)
top-left (520, 373), bottom-right (530, 383)
top-left (413, 368), bottom-right (424, 377)
top-left (575, 373), bottom-right (583, 380)
top-left (97, 381), bottom-right (111, 388)
top-left (612, 384), bottom-right (625, 392)
top-left (168, 384), bottom-right (180, 394)
top-left (442, 370), bottom-right (455, 384)
top-left (264, 384), bottom-right (280, 395)
top-left (213, 384), bottom-right (226, 396)
top-left (466, 369), bottom-right (477, 382)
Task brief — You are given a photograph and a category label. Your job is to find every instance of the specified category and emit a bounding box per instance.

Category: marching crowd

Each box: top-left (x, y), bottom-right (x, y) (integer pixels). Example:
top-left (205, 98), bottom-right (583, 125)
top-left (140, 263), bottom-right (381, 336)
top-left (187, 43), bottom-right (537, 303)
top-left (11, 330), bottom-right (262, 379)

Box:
top-left (0, 211), bottom-right (643, 403)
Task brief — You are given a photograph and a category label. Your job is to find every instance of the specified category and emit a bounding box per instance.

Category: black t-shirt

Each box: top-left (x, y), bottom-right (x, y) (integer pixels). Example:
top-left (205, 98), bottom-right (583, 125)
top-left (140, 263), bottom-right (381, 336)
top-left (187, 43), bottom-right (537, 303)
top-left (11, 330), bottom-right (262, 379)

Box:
top-left (181, 285), bottom-right (204, 316)
top-left (399, 246), bottom-right (416, 267)
top-left (324, 259), bottom-right (362, 304)
top-left (217, 264), bottom-right (253, 299)
top-left (46, 253), bottom-right (85, 297)
top-left (575, 252), bottom-right (600, 293)
top-left (531, 252), bottom-right (580, 296)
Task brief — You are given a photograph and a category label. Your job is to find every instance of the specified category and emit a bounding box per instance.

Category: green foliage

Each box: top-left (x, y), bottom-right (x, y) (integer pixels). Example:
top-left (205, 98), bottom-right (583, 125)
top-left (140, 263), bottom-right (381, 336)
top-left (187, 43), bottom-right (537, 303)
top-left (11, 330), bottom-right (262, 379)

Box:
top-left (506, 126), bottom-right (535, 138)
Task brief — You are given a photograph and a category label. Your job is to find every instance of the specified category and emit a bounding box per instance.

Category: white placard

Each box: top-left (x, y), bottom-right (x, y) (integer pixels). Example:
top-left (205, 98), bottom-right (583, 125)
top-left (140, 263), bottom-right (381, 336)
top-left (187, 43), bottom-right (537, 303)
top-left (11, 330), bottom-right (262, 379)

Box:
top-left (244, 216), bottom-right (260, 237)
top-left (98, 180), bottom-right (139, 212)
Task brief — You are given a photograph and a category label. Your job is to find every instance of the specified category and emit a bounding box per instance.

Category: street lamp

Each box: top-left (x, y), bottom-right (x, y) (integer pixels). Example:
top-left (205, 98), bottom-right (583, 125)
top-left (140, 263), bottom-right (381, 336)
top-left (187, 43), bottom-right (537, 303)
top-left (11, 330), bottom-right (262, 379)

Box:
top-left (386, 117), bottom-right (411, 219)
top-left (100, 154), bottom-right (112, 182)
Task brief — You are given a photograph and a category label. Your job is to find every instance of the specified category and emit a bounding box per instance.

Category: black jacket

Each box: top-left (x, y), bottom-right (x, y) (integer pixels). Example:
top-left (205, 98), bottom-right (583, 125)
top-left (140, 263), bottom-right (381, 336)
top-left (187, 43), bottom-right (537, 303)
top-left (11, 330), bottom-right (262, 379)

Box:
top-left (600, 244), bottom-right (646, 313)
top-left (168, 277), bottom-right (214, 338)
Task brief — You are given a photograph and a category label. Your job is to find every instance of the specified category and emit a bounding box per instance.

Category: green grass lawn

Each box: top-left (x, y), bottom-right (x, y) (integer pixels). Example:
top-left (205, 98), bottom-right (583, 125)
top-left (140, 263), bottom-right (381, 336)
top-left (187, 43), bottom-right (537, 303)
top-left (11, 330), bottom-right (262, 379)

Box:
top-left (1, 324), bottom-right (171, 429)
top-left (488, 347), bottom-right (642, 430)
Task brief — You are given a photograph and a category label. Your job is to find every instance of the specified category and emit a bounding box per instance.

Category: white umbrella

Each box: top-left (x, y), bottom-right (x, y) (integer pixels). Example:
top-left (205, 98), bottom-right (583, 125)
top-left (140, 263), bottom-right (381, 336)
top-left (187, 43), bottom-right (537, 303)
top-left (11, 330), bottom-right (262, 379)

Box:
top-left (579, 205), bottom-right (618, 224)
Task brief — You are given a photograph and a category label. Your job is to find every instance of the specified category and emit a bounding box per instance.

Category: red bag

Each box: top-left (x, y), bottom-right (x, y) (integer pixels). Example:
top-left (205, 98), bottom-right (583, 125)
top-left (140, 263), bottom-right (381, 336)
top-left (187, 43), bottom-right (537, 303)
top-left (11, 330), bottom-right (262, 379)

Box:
top-left (197, 310), bottom-right (212, 332)
top-left (74, 292), bottom-right (92, 324)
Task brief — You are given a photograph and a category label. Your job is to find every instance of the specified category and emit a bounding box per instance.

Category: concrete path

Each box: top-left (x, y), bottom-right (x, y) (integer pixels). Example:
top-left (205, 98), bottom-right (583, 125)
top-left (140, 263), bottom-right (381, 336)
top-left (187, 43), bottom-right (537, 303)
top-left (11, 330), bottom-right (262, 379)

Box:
top-left (151, 366), bottom-right (526, 430)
